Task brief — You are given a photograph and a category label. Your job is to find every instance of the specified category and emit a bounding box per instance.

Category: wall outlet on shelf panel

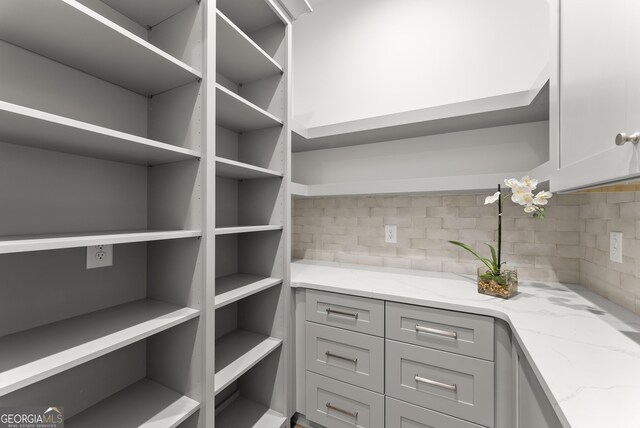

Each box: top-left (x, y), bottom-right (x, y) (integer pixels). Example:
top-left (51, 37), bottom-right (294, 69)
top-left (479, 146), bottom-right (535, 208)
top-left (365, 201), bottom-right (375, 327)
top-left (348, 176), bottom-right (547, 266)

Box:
top-left (609, 232), bottom-right (623, 263)
top-left (87, 244), bottom-right (113, 269)
top-left (385, 225), bottom-right (397, 244)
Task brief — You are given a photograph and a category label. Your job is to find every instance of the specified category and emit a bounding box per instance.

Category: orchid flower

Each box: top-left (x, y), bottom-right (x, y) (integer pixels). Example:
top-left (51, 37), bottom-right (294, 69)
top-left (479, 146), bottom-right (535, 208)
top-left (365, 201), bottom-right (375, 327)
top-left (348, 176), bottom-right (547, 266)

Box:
top-left (533, 191), bottom-right (553, 205)
top-left (520, 176), bottom-right (538, 190)
top-left (484, 191), bottom-right (500, 205)
top-left (504, 178), bottom-right (520, 189)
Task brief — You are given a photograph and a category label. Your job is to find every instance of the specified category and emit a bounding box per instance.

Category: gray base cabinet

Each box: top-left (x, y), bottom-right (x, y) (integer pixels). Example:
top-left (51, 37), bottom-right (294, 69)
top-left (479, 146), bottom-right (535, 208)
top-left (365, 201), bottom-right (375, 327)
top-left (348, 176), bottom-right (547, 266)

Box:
top-left (386, 339), bottom-right (495, 427)
top-left (297, 288), bottom-right (563, 428)
top-left (306, 371), bottom-right (384, 428)
top-left (516, 348), bottom-right (563, 428)
top-left (306, 322), bottom-right (384, 393)
top-left (386, 397), bottom-right (484, 428)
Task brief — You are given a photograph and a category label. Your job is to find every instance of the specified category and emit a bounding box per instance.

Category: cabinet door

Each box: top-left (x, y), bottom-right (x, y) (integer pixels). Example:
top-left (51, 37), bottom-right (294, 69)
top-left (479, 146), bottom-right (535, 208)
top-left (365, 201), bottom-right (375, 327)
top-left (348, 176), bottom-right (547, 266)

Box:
top-left (517, 351), bottom-right (562, 428)
top-left (555, 0), bottom-right (640, 191)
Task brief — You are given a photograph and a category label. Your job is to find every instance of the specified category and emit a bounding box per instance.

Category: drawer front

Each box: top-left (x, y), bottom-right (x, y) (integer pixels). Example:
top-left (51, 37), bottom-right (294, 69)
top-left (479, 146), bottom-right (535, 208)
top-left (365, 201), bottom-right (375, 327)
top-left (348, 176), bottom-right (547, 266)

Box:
top-left (386, 339), bottom-right (494, 427)
top-left (386, 397), bottom-right (484, 428)
top-left (386, 301), bottom-right (494, 360)
top-left (306, 371), bottom-right (384, 428)
top-left (306, 322), bottom-right (384, 393)
top-left (306, 290), bottom-right (384, 336)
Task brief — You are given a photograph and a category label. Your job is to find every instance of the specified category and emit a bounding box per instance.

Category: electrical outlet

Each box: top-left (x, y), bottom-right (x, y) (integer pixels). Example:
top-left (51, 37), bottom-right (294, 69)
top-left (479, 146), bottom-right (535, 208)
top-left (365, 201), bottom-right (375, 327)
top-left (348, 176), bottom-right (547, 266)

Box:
top-left (610, 232), bottom-right (623, 263)
top-left (385, 225), bottom-right (397, 244)
top-left (87, 244), bottom-right (113, 269)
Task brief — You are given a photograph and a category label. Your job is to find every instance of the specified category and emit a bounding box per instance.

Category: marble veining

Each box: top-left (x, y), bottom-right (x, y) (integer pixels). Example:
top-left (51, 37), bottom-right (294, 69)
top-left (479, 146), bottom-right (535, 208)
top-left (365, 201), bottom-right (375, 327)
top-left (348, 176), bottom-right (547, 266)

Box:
top-left (291, 260), bottom-right (640, 428)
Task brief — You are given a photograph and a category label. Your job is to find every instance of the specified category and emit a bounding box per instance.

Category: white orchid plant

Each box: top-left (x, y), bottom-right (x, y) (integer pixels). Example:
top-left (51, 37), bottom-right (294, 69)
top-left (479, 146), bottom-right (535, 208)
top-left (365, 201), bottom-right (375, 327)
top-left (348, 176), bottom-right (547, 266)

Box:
top-left (486, 176), bottom-right (552, 219)
top-left (449, 177), bottom-right (552, 282)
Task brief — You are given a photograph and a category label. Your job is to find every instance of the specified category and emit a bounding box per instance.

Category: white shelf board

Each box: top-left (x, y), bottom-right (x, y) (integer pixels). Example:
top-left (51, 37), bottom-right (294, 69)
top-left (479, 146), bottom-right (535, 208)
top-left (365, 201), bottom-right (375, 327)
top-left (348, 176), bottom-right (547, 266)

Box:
top-left (293, 81), bottom-right (550, 152)
top-left (216, 396), bottom-right (286, 428)
top-left (214, 330), bottom-right (282, 395)
top-left (101, 0), bottom-right (196, 28)
top-left (0, 101), bottom-right (201, 165)
top-left (216, 0), bottom-right (285, 34)
top-left (0, 0), bottom-right (202, 96)
top-left (278, 0), bottom-right (313, 21)
top-left (216, 157), bottom-right (283, 180)
top-left (215, 274), bottom-right (282, 309)
top-left (290, 182), bottom-right (310, 197)
top-left (66, 378), bottom-right (200, 428)
top-left (214, 225), bottom-right (283, 235)
top-left (216, 84), bottom-right (283, 133)
top-left (0, 230), bottom-right (202, 254)
top-left (290, 172), bottom-right (528, 197)
top-left (217, 10), bottom-right (283, 84)
top-left (0, 299), bottom-right (200, 396)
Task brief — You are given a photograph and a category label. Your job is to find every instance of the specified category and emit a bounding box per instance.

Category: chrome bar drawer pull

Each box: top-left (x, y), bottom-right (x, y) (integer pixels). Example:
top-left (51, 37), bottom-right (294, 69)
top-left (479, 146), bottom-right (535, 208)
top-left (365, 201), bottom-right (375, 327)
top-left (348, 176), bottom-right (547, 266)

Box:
top-left (415, 324), bottom-right (457, 339)
top-left (325, 350), bottom-right (358, 364)
top-left (414, 374), bottom-right (457, 392)
top-left (326, 308), bottom-right (359, 319)
top-left (326, 402), bottom-right (358, 418)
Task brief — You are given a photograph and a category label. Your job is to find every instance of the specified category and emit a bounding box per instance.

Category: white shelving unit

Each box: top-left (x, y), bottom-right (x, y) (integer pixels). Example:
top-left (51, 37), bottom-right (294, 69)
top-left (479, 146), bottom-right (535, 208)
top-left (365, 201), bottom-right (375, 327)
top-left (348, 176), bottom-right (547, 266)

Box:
top-left (0, 101), bottom-right (201, 165)
top-left (215, 330), bottom-right (283, 394)
top-left (290, 171), bottom-right (530, 197)
top-left (216, 84), bottom-right (284, 132)
top-left (292, 80), bottom-right (549, 152)
top-left (216, 157), bottom-right (283, 180)
top-left (0, 0), bottom-right (212, 427)
top-left (216, 396), bottom-right (287, 428)
top-left (100, 0), bottom-right (197, 28)
top-left (217, 10), bottom-right (283, 84)
top-left (214, 0), bottom-right (291, 426)
top-left (291, 76), bottom-right (550, 196)
top-left (215, 274), bottom-right (283, 309)
top-left (0, 300), bottom-right (198, 396)
top-left (0, 0), bottom-right (201, 96)
top-left (0, 230), bottom-right (202, 254)
top-left (215, 225), bottom-right (284, 235)
top-left (66, 379), bottom-right (200, 428)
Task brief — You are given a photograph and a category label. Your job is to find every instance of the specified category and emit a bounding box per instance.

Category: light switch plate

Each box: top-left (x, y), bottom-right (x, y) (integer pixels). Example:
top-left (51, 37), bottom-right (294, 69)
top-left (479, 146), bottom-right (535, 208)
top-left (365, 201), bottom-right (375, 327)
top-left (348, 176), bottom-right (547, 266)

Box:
top-left (610, 232), bottom-right (623, 263)
top-left (385, 225), bottom-right (397, 244)
top-left (87, 244), bottom-right (113, 269)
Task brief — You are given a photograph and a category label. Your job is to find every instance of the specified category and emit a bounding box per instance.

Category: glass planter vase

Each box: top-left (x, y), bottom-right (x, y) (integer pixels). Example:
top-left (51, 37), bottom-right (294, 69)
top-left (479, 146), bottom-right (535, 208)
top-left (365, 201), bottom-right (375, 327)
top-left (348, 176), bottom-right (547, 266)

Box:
top-left (477, 267), bottom-right (518, 299)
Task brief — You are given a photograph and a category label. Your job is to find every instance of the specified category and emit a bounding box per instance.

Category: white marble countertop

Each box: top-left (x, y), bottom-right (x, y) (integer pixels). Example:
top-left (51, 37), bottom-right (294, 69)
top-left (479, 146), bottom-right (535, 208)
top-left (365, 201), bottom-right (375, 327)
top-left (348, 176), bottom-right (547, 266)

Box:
top-left (291, 260), bottom-right (640, 428)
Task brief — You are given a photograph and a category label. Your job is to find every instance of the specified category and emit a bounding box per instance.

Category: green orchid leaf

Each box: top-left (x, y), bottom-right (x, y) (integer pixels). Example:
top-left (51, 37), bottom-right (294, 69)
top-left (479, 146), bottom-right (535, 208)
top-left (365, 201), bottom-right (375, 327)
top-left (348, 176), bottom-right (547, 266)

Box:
top-left (486, 243), bottom-right (498, 267)
top-left (448, 240), bottom-right (497, 273)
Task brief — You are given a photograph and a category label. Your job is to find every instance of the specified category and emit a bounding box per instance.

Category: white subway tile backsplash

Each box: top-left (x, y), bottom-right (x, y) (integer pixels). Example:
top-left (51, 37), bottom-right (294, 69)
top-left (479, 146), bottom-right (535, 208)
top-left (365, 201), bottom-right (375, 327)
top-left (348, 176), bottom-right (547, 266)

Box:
top-left (620, 202), bottom-right (640, 218)
top-left (442, 217), bottom-right (476, 229)
top-left (411, 259), bottom-right (443, 271)
top-left (411, 196), bottom-right (443, 207)
top-left (382, 216), bottom-right (412, 227)
top-left (292, 191), bottom-right (640, 315)
top-left (513, 243), bottom-right (557, 256)
top-left (426, 206), bottom-right (459, 217)
top-left (443, 195), bottom-right (477, 206)
top-left (411, 238), bottom-right (443, 250)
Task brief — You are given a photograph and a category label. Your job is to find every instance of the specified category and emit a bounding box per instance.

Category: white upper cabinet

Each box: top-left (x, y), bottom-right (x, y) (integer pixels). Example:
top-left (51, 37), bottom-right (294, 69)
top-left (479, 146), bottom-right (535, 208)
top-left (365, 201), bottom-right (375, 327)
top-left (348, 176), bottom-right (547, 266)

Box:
top-left (554, 0), bottom-right (640, 191)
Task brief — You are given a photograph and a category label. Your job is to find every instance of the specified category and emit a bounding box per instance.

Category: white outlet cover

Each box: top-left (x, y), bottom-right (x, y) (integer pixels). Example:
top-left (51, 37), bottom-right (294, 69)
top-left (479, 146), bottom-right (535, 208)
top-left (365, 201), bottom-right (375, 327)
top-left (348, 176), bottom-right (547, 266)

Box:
top-left (610, 232), bottom-right (623, 263)
top-left (87, 244), bottom-right (113, 269)
top-left (385, 224), bottom-right (398, 244)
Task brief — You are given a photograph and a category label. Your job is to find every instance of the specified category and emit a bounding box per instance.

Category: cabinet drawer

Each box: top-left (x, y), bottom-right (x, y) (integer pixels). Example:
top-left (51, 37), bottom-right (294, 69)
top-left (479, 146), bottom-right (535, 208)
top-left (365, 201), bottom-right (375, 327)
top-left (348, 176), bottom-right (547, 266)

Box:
top-left (306, 290), bottom-right (384, 336)
top-left (386, 397), bottom-right (484, 428)
top-left (306, 322), bottom-right (384, 393)
top-left (306, 371), bottom-right (384, 428)
top-left (386, 339), bottom-right (494, 427)
top-left (386, 301), bottom-right (494, 360)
